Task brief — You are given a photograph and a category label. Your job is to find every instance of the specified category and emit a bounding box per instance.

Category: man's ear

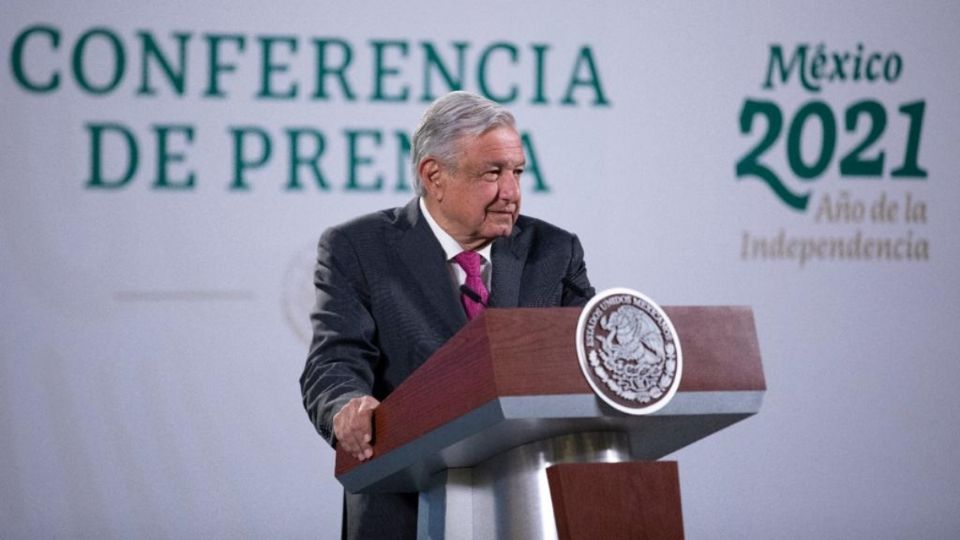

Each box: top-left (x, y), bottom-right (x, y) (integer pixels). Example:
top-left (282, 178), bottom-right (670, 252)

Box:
top-left (419, 158), bottom-right (444, 201)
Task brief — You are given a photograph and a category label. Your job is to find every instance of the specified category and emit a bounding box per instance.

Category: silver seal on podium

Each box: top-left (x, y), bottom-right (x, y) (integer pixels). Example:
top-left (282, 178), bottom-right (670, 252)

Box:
top-left (576, 288), bottom-right (683, 415)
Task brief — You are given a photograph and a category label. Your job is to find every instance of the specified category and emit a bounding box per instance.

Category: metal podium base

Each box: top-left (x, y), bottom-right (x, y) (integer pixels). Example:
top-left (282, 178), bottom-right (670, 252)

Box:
top-left (417, 431), bottom-right (632, 539)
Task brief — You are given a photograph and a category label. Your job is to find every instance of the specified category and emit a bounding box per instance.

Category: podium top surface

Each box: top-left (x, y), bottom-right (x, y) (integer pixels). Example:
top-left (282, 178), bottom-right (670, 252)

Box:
top-left (335, 306), bottom-right (764, 492)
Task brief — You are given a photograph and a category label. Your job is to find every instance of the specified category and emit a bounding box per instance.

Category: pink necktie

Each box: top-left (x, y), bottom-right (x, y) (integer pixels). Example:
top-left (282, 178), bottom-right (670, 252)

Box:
top-left (453, 251), bottom-right (489, 320)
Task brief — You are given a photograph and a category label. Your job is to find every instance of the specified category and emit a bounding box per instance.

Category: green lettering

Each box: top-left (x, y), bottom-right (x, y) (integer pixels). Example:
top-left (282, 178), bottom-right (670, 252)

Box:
top-left (561, 46), bottom-right (609, 106)
top-left (370, 40), bottom-right (409, 102)
top-left (345, 129), bottom-right (384, 191)
top-left (11, 24), bottom-right (60, 93)
top-left (763, 44), bottom-right (817, 92)
top-left (477, 42), bottom-right (519, 103)
top-left (204, 34), bottom-right (245, 98)
top-left (395, 130), bottom-right (412, 192)
top-left (521, 132), bottom-right (549, 192)
top-left (229, 126), bottom-right (271, 190)
top-left (85, 123), bottom-right (138, 189)
top-left (286, 128), bottom-right (328, 190)
top-left (311, 38), bottom-right (355, 100)
top-left (257, 35), bottom-right (298, 99)
top-left (153, 124), bottom-right (195, 189)
top-left (137, 31), bottom-right (190, 96)
top-left (530, 44), bottom-right (549, 105)
top-left (73, 28), bottom-right (125, 95)
top-left (420, 41), bottom-right (467, 102)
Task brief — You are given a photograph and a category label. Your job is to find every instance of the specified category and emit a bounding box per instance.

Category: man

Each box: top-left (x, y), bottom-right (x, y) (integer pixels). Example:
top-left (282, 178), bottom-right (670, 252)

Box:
top-left (300, 91), bottom-right (595, 539)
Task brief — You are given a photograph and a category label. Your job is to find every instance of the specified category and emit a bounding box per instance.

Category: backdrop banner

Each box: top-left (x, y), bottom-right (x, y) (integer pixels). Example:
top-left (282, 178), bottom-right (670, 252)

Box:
top-left (2, 2), bottom-right (959, 538)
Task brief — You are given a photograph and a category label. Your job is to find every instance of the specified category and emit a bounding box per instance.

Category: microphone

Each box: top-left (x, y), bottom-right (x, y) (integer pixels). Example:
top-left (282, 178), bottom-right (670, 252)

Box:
top-left (460, 284), bottom-right (488, 306)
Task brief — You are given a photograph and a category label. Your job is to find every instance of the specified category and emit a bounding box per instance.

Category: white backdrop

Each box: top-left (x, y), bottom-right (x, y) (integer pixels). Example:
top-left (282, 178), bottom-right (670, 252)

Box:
top-left (2, 1), bottom-right (959, 538)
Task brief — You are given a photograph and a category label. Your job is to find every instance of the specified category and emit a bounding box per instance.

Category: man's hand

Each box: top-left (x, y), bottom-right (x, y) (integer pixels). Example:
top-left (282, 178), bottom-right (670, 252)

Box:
top-left (333, 395), bottom-right (380, 461)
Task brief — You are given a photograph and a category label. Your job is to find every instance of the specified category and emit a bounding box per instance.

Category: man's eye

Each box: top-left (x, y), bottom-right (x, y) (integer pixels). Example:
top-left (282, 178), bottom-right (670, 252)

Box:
top-left (484, 170), bottom-right (500, 181)
top-left (514, 168), bottom-right (524, 177)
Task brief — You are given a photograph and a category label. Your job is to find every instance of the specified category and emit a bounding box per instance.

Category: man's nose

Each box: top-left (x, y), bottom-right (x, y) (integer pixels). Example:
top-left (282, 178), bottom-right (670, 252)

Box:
top-left (498, 172), bottom-right (520, 201)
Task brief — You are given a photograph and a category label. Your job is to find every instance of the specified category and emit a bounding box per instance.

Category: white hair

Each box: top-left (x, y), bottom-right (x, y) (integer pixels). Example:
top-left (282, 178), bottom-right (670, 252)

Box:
top-left (410, 91), bottom-right (517, 194)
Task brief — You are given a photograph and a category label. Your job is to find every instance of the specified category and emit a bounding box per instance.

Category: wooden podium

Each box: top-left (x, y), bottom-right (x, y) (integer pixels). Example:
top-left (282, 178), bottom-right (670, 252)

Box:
top-left (335, 307), bottom-right (765, 539)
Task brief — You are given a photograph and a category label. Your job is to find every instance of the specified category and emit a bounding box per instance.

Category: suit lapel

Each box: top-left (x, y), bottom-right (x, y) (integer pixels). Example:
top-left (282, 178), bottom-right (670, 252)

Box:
top-left (489, 222), bottom-right (526, 308)
top-left (396, 199), bottom-right (467, 334)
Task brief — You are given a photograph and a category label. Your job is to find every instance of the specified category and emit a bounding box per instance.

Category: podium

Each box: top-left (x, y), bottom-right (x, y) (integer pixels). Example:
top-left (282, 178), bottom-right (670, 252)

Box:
top-left (335, 307), bottom-right (765, 539)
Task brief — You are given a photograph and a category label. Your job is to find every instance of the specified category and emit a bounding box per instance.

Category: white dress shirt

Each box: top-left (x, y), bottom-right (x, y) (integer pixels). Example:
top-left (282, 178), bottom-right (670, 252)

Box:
top-left (419, 197), bottom-right (492, 296)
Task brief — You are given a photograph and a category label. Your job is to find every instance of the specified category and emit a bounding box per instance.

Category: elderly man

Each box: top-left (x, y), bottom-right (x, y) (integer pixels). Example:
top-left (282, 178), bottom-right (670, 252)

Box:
top-left (300, 91), bottom-right (595, 539)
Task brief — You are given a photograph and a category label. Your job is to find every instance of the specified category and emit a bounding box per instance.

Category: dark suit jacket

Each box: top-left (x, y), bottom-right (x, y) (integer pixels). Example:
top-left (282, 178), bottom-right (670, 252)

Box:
top-left (300, 198), bottom-right (595, 539)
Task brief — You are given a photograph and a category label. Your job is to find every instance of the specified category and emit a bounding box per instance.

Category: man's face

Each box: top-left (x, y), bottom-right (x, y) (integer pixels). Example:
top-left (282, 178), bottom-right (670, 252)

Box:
top-left (426, 126), bottom-right (525, 250)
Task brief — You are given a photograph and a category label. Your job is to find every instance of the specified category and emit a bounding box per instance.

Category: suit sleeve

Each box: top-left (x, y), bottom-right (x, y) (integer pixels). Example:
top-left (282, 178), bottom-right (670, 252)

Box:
top-left (561, 234), bottom-right (596, 307)
top-left (299, 227), bottom-right (379, 447)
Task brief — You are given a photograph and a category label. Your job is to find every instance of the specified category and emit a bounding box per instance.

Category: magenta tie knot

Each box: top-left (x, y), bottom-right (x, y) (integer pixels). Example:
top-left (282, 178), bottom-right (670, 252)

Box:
top-left (453, 251), bottom-right (489, 320)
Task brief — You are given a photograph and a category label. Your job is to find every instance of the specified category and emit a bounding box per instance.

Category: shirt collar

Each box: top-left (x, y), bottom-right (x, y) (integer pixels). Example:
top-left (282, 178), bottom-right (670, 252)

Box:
top-left (419, 197), bottom-right (492, 263)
